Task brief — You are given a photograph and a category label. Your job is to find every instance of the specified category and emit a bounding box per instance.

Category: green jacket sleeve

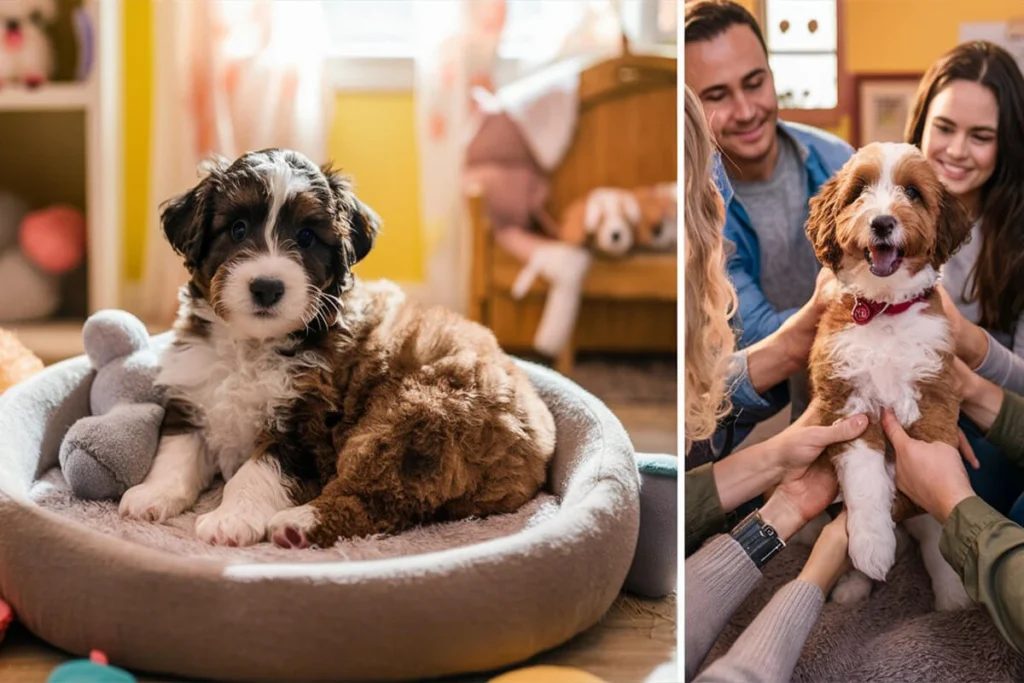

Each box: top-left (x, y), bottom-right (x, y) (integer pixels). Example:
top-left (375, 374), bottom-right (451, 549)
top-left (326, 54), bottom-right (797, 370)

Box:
top-left (685, 463), bottom-right (727, 557)
top-left (984, 390), bottom-right (1024, 465)
top-left (940, 495), bottom-right (1024, 654)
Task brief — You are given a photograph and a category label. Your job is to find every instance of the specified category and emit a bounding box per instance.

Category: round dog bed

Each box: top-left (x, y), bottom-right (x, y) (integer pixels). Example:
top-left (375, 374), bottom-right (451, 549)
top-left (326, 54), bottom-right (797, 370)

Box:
top-left (0, 351), bottom-right (640, 682)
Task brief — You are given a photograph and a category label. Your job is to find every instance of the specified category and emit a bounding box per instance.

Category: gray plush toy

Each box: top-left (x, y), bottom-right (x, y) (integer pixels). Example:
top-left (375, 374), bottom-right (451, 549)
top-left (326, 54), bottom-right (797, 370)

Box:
top-left (58, 310), bottom-right (165, 500)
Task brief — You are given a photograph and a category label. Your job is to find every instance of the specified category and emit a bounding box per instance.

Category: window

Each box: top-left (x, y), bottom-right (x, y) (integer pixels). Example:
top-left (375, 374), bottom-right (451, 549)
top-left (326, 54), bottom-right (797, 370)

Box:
top-left (324, 0), bottom-right (674, 91)
top-left (761, 0), bottom-right (839, 110)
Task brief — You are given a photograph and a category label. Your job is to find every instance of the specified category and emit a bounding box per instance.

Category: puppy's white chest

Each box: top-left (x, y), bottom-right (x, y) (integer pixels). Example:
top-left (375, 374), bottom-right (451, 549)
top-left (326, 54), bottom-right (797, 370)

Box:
top-left (828, 306), bottom-right (949, 422)
top-left (158, 337), bottom-right (301, 478)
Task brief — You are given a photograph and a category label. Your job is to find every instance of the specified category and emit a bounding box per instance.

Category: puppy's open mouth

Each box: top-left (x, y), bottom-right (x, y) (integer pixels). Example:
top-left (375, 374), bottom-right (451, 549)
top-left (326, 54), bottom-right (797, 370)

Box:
top-left (864, 244), bottom-right (904, 278)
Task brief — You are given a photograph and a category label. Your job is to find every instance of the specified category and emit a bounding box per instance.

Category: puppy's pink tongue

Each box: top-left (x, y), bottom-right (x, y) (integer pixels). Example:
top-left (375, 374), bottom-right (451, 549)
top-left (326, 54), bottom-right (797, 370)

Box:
top-left (869, 245), bottom-right (900, 277)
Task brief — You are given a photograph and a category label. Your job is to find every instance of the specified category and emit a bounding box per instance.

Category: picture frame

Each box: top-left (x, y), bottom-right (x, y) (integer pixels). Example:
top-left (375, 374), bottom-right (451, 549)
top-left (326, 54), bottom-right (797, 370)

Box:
top-left (852, 74), bottom-right (923, 148)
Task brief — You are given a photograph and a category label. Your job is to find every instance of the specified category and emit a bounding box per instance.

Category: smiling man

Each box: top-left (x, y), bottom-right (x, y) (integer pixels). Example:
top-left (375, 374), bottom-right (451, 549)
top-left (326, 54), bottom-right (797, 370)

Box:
top-left (684, 0), bottom-right (855, 449)
top-left (685, 0), bottom-right (853, 351)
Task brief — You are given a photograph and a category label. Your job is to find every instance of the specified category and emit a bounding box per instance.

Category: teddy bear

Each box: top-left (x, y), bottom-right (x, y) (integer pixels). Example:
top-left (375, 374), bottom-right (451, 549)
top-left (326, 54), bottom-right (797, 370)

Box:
top-left (58, 310), bottom-right (164, 501)
top-left (0, 0), bottom-right (57, 89)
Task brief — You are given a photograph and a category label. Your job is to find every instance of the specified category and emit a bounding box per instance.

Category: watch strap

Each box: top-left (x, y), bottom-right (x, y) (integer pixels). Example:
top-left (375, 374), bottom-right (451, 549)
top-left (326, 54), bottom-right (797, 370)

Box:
top-left (730, 509), bottom-right (786, 569)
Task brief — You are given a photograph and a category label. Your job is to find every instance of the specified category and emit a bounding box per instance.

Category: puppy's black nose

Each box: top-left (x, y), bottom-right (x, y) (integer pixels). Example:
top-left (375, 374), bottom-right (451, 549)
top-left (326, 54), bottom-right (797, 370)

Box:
top-left (870, 215), bottom-right (897, 239)
top-left (6, 19), bottom-right (20, 32)
top-left (249, 277), bottom-right (285, 308)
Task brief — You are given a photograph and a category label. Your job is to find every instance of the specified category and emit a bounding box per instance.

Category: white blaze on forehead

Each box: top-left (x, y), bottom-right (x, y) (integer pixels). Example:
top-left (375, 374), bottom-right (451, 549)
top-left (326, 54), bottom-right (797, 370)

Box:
top-left (255, 155), bottom-right (312, 253)
top-left (854, 143), bottom-right (920, 237)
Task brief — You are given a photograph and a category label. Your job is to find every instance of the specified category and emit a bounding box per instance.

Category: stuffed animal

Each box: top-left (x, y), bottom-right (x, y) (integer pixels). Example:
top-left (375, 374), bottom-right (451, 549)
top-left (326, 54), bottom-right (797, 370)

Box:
top-left (557, 188), bottom-right (639, 258)
top-left (633, 182), bottom-right (677, 252)
top-left (58, 310), bottom-right (164, 501)
top-left (0, 0), bottom-right (57, 88)
top-left (0, 191), bottom-right (87, 322)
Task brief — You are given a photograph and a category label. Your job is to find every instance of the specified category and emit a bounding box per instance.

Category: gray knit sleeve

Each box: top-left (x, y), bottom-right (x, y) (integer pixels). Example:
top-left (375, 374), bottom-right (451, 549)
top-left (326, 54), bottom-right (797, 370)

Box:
top-left (975, 328), bottom-right (1024, 396)
top-left (694, 579), bottom-right (824, 683)
top-left (685, 535), bottom-right (762, 681)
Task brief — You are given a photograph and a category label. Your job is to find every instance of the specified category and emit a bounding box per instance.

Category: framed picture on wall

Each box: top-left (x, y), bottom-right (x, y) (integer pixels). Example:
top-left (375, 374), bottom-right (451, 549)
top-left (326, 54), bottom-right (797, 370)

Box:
top-left (853, 75), bottom-right (923, 147)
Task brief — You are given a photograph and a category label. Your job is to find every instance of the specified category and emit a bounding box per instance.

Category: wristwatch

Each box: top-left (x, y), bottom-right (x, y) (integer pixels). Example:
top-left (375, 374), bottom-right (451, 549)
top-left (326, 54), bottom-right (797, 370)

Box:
top-left (730, 509), bottom-right (786, 569)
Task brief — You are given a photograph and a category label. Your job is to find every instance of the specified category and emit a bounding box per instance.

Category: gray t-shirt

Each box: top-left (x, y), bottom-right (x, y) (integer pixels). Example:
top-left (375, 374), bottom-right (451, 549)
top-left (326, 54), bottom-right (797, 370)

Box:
top-left (731, 130), bottom-right (821, 312)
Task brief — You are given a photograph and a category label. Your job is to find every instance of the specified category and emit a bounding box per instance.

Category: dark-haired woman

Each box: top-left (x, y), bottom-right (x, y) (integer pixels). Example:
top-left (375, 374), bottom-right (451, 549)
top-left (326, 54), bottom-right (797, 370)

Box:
top-left (905, 40), bottom-right (1024, 525)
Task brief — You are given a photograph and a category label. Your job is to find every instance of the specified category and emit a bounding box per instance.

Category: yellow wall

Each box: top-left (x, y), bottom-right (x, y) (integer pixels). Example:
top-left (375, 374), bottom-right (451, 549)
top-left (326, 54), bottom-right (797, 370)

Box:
top-left (120, 7), bottom-right (425, 284)
top-left (846, 0), bottom-right (1024, 74)
top-left (122, 0), bottom-right (151, 282)
top-left (328, 94), bottom-right (424, 282)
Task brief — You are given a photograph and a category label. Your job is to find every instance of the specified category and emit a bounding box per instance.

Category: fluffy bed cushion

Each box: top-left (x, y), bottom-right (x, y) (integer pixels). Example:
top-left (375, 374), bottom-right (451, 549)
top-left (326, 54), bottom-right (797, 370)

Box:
top-left (0, 353), bottom-right (640, 682)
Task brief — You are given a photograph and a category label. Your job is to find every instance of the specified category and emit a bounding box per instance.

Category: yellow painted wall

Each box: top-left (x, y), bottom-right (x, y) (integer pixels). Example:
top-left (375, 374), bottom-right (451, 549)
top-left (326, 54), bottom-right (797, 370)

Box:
top-left (846, 0), bottom-right (1024, 74)
top-left (120, 6), bottom-right (425, 284)
top-left (122, 0), bottom-right (151, 282)
top-left (328, 94), bottom-right (424, 282)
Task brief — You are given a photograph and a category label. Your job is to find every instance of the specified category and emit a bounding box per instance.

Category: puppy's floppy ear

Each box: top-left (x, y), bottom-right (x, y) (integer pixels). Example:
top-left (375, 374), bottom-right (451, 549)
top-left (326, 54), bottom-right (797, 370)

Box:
top-left (323, 163), bottom-right (380, 266)
top-left (349, 197), bottom-right (380, 265)
top-left (933, 185), bottom-right (973, 267)
top-left (159, 157), bottom-right (228, 270)
top-left (805, 173), bottom-right (845, 271)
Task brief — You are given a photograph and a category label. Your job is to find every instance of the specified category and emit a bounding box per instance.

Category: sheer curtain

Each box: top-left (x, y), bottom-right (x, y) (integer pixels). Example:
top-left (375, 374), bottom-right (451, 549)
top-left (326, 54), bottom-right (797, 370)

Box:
top-left (137, 0), bottom-right (333, 325)
top-left (410, 0), bottom-right (622, 315)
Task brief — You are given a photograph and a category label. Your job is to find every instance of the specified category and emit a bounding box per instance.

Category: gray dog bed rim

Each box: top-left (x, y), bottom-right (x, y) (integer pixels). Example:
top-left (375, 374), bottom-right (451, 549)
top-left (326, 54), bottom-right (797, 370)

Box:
top-left (0, 351), bottom-right (641, 682)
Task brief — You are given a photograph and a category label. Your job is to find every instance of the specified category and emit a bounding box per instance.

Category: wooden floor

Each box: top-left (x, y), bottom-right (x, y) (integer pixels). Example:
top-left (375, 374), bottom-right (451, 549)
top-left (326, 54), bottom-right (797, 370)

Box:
top-left (0, 402), bottom-right (678, 683)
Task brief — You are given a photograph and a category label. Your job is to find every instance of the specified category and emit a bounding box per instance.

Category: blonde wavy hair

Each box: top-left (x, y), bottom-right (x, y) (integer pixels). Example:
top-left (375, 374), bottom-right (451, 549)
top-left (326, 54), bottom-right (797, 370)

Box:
top-left (684, 85), bottom-right (738, 452)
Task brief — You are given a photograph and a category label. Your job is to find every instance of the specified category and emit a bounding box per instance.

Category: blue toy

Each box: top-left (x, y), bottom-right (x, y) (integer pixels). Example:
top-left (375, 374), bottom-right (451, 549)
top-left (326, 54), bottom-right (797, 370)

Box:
top-left (46, 650), bottom-right (136, 683)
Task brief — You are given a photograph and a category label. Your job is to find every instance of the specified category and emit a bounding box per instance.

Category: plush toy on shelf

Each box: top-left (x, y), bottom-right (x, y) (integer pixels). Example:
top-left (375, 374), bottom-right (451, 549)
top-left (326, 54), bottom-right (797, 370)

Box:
top-left (633, 182), bottom-right (678, 252)
top-left (0, 191), bottom-right (87, 323)
top-left (0, 0), bottom-right (57, 89)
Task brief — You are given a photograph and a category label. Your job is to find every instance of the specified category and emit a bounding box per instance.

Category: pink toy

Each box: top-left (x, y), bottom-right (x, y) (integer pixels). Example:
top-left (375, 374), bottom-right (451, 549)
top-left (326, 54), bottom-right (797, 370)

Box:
top-left (20, 205), bottom-right (88, 274)
top-left (0, 597), bottom-right (12, 643)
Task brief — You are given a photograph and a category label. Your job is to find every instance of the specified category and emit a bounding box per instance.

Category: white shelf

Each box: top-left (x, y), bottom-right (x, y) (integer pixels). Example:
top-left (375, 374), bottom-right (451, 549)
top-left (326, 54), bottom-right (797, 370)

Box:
top-left (0, 82), bottom-right (92, 112)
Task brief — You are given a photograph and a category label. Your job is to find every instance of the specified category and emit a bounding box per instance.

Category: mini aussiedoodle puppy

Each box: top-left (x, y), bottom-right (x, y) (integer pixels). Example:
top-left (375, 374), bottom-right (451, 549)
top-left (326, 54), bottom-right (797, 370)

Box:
top-left (119, 148), bottom-right (557, 548)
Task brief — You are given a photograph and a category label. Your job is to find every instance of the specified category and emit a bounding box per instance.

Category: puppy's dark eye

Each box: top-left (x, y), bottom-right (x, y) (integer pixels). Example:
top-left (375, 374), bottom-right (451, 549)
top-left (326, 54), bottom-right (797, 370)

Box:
top-left (296, 227), bottom-right (316, 249)
top-left (905, 185), bottom-right (921, 202)
top-left (230, 220), bottom-right (248, 242)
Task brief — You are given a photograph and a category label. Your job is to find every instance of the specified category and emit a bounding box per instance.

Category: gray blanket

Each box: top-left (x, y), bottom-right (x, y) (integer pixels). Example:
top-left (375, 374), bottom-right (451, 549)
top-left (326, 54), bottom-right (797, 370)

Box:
top-left (702, 537), bottom-right (1024, 682)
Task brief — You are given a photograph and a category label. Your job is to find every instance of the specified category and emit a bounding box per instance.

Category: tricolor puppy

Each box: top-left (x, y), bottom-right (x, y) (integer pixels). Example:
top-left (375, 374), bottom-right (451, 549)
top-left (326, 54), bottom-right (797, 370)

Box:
top-left (805, 141), bottom-right (974, 607)
top-left (119, 148), bottom-right (557, 548)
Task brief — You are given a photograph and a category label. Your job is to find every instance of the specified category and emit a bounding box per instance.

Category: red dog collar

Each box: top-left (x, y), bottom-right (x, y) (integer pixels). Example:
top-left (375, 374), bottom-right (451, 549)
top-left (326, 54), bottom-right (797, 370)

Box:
top-left (851, 288), bottom-right (934, 325)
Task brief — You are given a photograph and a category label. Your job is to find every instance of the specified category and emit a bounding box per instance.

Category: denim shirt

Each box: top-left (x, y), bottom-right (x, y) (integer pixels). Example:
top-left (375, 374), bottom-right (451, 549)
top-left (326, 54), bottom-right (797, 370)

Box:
top-left (715, 120), bottom-right (853, 350)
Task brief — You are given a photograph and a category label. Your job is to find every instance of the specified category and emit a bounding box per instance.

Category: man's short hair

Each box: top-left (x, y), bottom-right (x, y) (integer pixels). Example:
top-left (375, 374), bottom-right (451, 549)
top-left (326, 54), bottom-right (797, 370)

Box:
top-left (684, 0), bottom-right (768, 56)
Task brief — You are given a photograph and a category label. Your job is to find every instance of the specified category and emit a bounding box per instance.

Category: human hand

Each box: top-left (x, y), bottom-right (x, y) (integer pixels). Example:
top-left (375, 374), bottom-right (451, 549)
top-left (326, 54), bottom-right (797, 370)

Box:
top-left (780, 268), bottom-right (837, 365)
top-left (798, 509), bottom-right (851, 594)
top-left (768, 399), bottom-right (869, 473)
top-left (938, 285), bottom-right (989, 370)
top-left (954, 356), bottom-right (1005, 435)
top-left (746, 269), bottom-right (838, 394)
top-left (881, 409), bottom-right (976, 524)
top-left (759, 401), bottom-right (868, 540)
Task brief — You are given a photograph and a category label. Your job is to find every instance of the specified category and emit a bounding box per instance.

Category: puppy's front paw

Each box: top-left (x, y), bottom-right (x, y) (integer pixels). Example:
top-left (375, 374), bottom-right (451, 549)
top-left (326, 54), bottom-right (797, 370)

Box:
top-left (195, 507), bottom-right (267, 547)
top-left (847, 513), bottom-right (896, 581)
top-left (831, 570), bottom-right (873, 604)
top-left (268, 505), bottom-right (318, 549)
top-left (119, 483), bottom-right (192, 522)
